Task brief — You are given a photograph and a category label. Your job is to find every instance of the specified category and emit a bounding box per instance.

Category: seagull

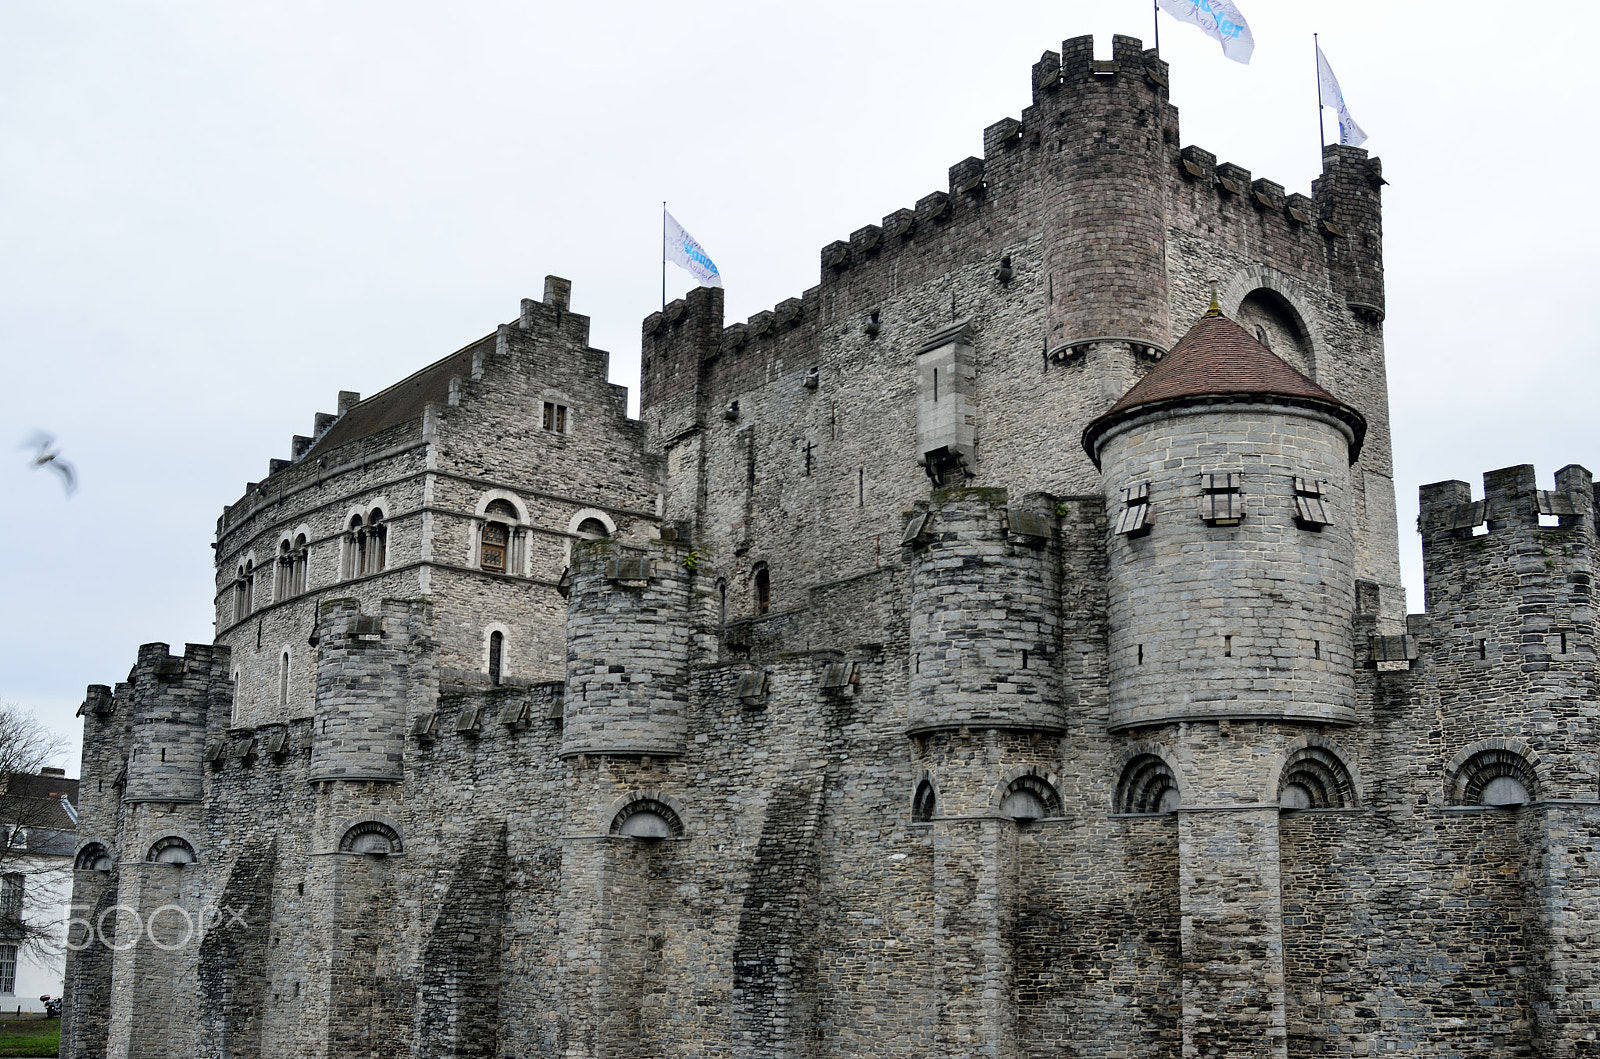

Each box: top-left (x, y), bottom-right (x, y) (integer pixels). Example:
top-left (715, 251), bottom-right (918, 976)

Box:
top-left (21, 432), bottom-right (77, 495)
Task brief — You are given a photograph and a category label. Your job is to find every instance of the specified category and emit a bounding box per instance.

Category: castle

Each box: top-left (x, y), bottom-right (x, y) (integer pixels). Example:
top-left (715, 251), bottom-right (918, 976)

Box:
top-left (60, 34), bottom-right (1600, 1059)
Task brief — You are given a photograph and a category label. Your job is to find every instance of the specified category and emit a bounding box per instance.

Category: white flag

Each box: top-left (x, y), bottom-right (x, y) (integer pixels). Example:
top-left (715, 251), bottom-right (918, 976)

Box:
top-left (1316, 45), bottom-right (1368, 147)
top-left (1157, 0), bottom-right (1254, 64)
top-left (664, 210), bottom-right (722, 289)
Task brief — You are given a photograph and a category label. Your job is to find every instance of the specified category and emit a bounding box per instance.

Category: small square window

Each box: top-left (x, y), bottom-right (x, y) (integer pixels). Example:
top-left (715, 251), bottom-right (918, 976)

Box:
top-left (542, 402), bottom-right (569, 434)
top-left (1293, 477), bottom-right (1332, 529)
top-left (1115, 482), bottom-right (1151, 535)
top-left (1199, 473), bottom-right (1243, 525)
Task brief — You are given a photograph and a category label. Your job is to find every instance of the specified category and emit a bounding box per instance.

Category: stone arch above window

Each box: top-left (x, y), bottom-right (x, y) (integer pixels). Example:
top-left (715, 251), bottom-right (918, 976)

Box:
top-left (479, 498), bottom-right (524, 575)
top-left (146, 835), bottom-right (198, 865)
top-left (992, 765), bottom-right (1062, 822)
top-left (1219, 267), bottom-right (1323, 380)
top-left (912, 775), bottom-right (937, 822)
top-left (483, 623), bottom-right (512, 685)
top-left (341, 499), bottom-right (390, 579)
top-left (1116, 751), bottom-right (1181, 815)
top-left (339, 819), bottom-right (404, 856)
top-left (75, 841), bottom-right (113, 872)
top-left (606, 791), bottom-right (686, 840)
top-left (1447, 741), bottom-right (1541, 807)
top-left (475, 490), bottom-right (529, 523)
top-left (1274, 739), bottom-right (1360, 810)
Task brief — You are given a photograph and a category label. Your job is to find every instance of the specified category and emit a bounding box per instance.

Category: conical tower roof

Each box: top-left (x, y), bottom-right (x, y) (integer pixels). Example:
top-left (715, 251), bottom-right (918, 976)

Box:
top-left (1081, 307), bottom-right (1366, 467)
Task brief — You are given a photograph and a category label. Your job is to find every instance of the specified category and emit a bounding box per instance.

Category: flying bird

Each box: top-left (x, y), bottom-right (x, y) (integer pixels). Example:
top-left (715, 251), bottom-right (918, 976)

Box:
top-left (21, 432), bottom-right (77, 495)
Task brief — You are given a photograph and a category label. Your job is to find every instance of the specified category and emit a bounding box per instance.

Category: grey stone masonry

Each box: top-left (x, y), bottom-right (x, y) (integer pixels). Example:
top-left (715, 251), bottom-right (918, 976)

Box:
top-left (309, 598), bottom-right (435, 782)
top-left (1097, 404), bottom-right (1359, 728)
top-left (906, 487), bottom-right (1065, 734)
top-left (562, 536), bottom-right (699, 758)
top-left (61, 32), bottom-right (1600, 1059)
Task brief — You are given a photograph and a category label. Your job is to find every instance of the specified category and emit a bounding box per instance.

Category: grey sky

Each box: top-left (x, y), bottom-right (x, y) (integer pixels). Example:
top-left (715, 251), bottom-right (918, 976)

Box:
top-left (4, 1), bottom-right (1597, 772)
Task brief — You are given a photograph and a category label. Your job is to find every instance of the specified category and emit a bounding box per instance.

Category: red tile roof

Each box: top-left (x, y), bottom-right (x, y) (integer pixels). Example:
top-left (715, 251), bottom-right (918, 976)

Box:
top-left (1082, 310), bottom-right (1366, 466)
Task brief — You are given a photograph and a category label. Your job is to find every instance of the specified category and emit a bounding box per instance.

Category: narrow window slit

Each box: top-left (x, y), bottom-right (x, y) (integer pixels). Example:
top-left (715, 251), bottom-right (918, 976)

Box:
top-left (1224, 635), bottom-right (1232, 657)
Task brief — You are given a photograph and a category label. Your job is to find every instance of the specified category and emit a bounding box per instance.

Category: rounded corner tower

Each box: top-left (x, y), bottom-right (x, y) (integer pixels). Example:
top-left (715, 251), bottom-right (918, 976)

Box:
top-left (1083, 306), bottom-right (1368, 731)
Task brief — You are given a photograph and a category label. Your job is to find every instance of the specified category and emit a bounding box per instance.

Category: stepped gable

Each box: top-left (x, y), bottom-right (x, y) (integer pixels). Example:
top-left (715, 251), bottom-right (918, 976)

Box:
top-left (1081, 307), bottom-right (1367, 466)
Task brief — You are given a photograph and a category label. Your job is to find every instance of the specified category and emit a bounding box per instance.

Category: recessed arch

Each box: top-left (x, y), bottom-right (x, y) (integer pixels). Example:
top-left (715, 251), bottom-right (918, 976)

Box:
top-left (75, 841), bottom-right (113, 872)
top-left (338, 818), bottom-right (404, 856)
top-left (1219, 266), bottom-right (1325, 381)
top-left (1446, 740), bottom-right (1542, 807)
top-left (1116, 749), bottom-right (1181, 815)
top-left (1268, 736), bottom-right (1362, 810)
top-left (990, 765), bottom-right (1063, 822)
top-left (475, 489), bottom-right (529, 523)
top-left (911, 770), bottom-right (938, 822)
top-left (601, 790), bottom-right (688, 840)
top-left (146, 835), bottom-right (198, 865)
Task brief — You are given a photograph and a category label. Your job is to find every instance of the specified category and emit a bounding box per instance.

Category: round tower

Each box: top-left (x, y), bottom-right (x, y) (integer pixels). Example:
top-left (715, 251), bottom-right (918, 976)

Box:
top-left (308, 599), bottom-right (430, 783)
top-left (1083, 307), bottom-right (1367, 730)
top-left (905, 488), bottom-right (1064, 736)
top-left (1036, 34), bottom-right (1173, 357)
top-left (124, 643), bottom-right (226, 804)
top-left (561, 538), bottom-right (694, 759)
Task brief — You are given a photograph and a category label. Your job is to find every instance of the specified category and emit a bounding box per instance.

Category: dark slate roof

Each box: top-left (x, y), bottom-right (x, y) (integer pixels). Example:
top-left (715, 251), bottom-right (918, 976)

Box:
top-left (306, 333), bottom-right (494, 457)
top-left (1, 771), bottom-right (79, 846)
top-left (1081, 309), bottom-right (1366, 466)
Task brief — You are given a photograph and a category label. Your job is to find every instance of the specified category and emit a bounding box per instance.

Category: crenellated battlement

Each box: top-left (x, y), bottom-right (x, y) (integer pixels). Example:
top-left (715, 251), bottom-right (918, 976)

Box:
top-left (123, 642), bottom-right (232, 805)
top-left (635, 33), bottom-right (1383, 409)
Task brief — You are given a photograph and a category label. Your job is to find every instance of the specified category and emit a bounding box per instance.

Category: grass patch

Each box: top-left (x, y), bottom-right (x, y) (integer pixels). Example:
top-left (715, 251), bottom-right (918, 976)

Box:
top-left (0, 1018), bottom-right (59, 1057)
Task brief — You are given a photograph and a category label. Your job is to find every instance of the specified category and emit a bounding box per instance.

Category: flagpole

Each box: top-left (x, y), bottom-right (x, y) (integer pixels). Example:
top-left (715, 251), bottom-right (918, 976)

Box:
top-left (1152, 0), bottom-right (1159, 52)
top-left (1314, 33), bottom-right (1326, 156)
top-left (661, 202), bottom-right (667, 311)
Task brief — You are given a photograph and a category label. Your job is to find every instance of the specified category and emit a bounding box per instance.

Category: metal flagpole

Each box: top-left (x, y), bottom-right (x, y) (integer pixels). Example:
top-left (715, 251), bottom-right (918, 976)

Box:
top-left (661, 202), bottom-right (667, 311)
top-left (1153, 0), bottom-right (1160, 52)
top-left (1314, 34), bottom-right (1326, 155)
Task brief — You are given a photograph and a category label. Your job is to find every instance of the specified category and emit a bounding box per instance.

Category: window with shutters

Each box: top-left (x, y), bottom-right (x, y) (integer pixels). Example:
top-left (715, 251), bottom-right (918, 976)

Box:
top-left (1292, 477), bottom-right (1331, 529)
top-left (1115, 482), bottom-right (1151, 535)
top-left (542, 401), bottom-right (569, 434)
top-left (481, 522), bottom-right (508, 572)
top-left (1199, 473), bottom-right (1243, 526)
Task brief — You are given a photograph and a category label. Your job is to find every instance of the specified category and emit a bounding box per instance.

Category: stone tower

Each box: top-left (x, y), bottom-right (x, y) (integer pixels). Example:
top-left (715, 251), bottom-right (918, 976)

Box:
top-left (1083, 305), bottom-right (1368, 1059)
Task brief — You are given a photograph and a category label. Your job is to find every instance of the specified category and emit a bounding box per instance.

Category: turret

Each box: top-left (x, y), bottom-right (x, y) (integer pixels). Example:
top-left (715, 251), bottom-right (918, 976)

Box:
top-left (905, 487), bottom-right (1064, 735)
top-left (1418, 463), bottom-right (1596, 800)
top-left (124, 643), bottom-right (230, 804)
top-left (308, 599), bottom-right (434, 783)
top-left (1313, 143), bottom-right (1386, 321)
top-left (1084, 307), bottom-right (1366, 729)
top-left (561, 536), bottom-right (696, 758)
top-left (1033, 35), bottom-right (1174, 356)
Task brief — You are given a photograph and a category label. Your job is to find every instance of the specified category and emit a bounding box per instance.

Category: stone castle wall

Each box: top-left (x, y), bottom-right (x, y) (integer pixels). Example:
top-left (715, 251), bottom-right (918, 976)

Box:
top-left (61, 32), bottom-right (1600, 1059)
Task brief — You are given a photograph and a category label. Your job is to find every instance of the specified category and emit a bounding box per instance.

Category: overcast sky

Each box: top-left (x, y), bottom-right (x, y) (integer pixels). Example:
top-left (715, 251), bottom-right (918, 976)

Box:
top-left (4, 1), bottom-right (1597, 773)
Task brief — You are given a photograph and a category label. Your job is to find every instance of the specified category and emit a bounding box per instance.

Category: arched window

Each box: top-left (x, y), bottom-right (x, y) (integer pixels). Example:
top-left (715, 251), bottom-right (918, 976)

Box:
top-left (1277, 744), bottom-right (1358, 810)
top-left (75, 843), bottom-right (112, 872)
top-left (278, 650), bottom-right (290, 708)
top-left (276, 539), bottom-right (293, 599)
top-left (481, 499), bottom-right (521, 574)
top-left (912, 779), bottom-right (937, 822)
top-left (1116, 754), bottom-right (1180, 815)
top-left (610, 799), bottom-right (684, 840)
top-left (753, 562), bottom-right (771, 616)
top-left (488, 631), bottom-right (504, 687)
top-left (362, 509), bottom-right (387, 575)
top-left (339, 820), bottom-right (403, 856)
top-left (230, 669), bottom-right (241, 725)
top-left (576, 517), bottom-right (610, 540)
top-left (292, 533), bottom-right (309, 594)
top-left (342, 514), bottom-right (363, 579)
top-left (345, 510), bottom-right (388, 579)
top-left (1451, 747), bottom-right (1538, 808)
top-left (146, 836), bottom-right (197, 865)
top-left (999, 774), bottom-right (1061, 822)
top-left (234, 560), bottom-right (254, 621)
